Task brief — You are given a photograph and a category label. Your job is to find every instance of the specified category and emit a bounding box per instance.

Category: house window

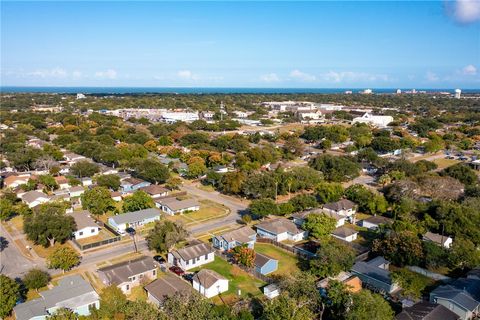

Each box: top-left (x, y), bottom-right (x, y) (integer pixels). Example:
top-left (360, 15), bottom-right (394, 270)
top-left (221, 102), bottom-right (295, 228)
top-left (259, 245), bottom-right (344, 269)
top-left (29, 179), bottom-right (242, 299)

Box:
top-left (153, 270), bottom-right (156, 276)
top-left (126, 284), bottom-right (130, 291)
top-left (196, 257), bottom-right (200, 262)
top-left (131, 276), bottom-right (136, 281)
top-left (186, 260), bottom-right (190, 265)
top-left (91, 229), bottom-right (96, 233)
top-left (79, 231), bottom-right (83, 236)
top-left (89, 303), bottom-right (97, 310)
top-left (205, 254), bottom-right (208, 260)
top-left (139, 274), bottom-right (144, 279)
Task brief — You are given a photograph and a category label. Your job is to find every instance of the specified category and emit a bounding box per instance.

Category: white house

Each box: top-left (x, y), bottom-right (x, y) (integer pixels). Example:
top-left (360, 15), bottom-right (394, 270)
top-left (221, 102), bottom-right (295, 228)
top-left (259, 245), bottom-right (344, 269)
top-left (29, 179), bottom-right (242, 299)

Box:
top-left (423, 232), bottom-right (453, 249)
top-left (3, 175), bottom-right (30, 189)
top-left (68, 186), bottom-right (85, 198)
top-left (213, 226), bottom-right (257, 251)
top-left (323, 199), bottom-right (357, 222)
top-left (21, 191), bottom-right (50, 208)
top-left (69, 210), bottom-right (100, 240)
top-left (63, 152), bottom-right (86, 163)
top-left (168, 242), bottom-right (215, 271)
top-left (140, 185), bottom-right (169, 199)
top-left (255, 218), bottom-right (307, 242)
top-left (361, 216), bottom-right (392, 230)
top-left (352, 113), bottom-right (394, 128)
top-left (192, 269), bottom-right (229, 298)
top-left (263, 283), bottom-right (280, 299)
top-left (108, 208), bottom-right (162, 234)
top-left (81, 177), bottom-right (93, 187)
top-left (155, 197), bottom-right (200, 215)
top-left (54, 176), bottom-right (70, 190)
top-left (332, 226), bottom-right (358, 242)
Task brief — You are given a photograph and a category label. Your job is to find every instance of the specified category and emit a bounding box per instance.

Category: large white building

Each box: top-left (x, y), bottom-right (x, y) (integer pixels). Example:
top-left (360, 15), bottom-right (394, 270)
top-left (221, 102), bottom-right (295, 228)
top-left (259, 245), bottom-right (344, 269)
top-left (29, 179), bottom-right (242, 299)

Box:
top-left (352, 113), bottom-right (393, 128)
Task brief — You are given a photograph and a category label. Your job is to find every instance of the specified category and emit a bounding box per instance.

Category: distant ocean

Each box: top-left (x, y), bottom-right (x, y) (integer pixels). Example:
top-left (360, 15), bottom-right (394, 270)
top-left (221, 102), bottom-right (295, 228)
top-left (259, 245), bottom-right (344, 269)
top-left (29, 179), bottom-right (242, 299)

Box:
top-left (1, 87), bottom-right (479, 94)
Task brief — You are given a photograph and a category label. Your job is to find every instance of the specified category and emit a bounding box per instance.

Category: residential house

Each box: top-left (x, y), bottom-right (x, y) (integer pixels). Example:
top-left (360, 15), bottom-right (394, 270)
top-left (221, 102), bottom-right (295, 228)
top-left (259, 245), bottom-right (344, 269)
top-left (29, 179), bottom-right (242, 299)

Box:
top-left (111, 191), bottom-right (122, 202)
top-left (120, 177), bottom-right (151, 192)
top-left (213, 165), bottom-right (229, 173)
top-left (192, 269), bottom-right (229, 298)
top-left (168, 242), bottom-right (215, 271)
top-left (292, 209), bottom-right (346, 228)
top-left (213, 226), bottom-right (257, 251)
top-left (255, 218), bottom-right (308, 242)
top-left (64, 152), bottom-right (86, 163)
top-left (423, 232), bottom-right (453, 249)
top-left (352, 113), bottom-right (394, 128)
top-left (155, 197), bottom-right (200, 215)
top-left (68, 210), bottom-right (100, 240)
top-left (254, 252), bottom-right (278, 275)
top-left (13, 275), bottom-right (99, 320)
top-left (54, 176), bottom-right (70, 189)
top-left (323, 199), bottom-right (357, 221)
top-left (361, 216), bottom-right (393, 230)
top-left (145, 275), bottom-right (192, 306)
top-left (351, 256), bottom-right (399, 294)
top-left (3, 175), bottom-right (29, 189)
top-left (21, 190), bottom-right (50, 208)
top-left (318, 271), bottom-right (362, 294)
top-left (139, 184), bottom-right (169, 198)
top-left (97, 256), bottom-right (157, 294)
top-left (430, 275), bottom-right (480, 320)
top-left (81, 177), bottom-right (93, 187)
top-left (107, 208), bottom-right (162, 234)
top-left (331, 226), bottom-right (358, 242)
top-left (396, 301), bottom-right (460, 320)
top-left (68, 185), bottom-right (85, 198)
top-left (263, 283), bottom-right (280, 299)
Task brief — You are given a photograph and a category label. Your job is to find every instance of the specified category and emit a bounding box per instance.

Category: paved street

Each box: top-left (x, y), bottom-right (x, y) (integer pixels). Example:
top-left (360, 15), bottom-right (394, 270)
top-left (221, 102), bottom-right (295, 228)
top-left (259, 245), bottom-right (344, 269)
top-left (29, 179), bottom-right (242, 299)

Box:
top-left (181, 183), bottom-right (248, 234)
top-left (0, 224), bottom-right (40, 278)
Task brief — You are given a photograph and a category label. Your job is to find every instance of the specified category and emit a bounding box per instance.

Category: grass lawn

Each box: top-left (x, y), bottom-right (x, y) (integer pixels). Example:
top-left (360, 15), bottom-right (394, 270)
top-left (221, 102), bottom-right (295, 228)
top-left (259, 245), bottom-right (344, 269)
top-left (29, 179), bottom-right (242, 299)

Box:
top-left (32, 242), bottom-right (74, 259)
top-left (191, 257), bottom-right (265, 304)
top-left (432, 158), bottom-right (460, 170)
top-left (352, 225), bottom-right (378, 247)
top-left (76, 228), bottom-right (117, 245)
top-left (10, 215), bottom-right (24, 230)
top-left (167, 199), bottom-right (229, 226)
top-left (197, 184), bottom-right (216, 192)
top-left (254, 243), bottom-right (301, 275)
top-left (128, 285), bottom-right (147, 302)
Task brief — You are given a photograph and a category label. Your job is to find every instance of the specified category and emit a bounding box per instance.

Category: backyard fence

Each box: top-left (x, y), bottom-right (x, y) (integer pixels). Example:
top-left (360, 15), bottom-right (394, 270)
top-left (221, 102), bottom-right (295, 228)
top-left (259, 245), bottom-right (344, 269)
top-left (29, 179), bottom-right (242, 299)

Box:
top-left (71, 222), bottom-right (122, 251)
top-left (215, 251), bottom-right (274, 284)
top-left (256, 237), bottom-right (316, 259)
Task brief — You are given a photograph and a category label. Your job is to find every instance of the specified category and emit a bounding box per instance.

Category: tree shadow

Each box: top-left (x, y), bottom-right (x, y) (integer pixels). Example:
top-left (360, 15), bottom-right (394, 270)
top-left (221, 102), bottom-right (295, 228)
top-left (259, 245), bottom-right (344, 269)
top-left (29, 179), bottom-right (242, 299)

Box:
top-left (0, 236), bottom-right (8, 252)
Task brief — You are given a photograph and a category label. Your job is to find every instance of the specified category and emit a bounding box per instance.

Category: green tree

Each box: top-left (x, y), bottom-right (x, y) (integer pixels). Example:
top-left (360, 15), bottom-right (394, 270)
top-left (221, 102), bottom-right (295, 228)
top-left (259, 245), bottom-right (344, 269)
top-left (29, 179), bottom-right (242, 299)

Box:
top-left (93, 285), bottom-right (129, 319)
top-left (309, 239), bottom-right (355, 277)
top-left (81, 186), bottom-right (115, 215)
top-left (316, 182), bottom-right (344, 204)
top-left (0, 275), bottom-right (20, 319)
top-left (122, 190), bottom-right (155, 212)
top-left (309, 154), bottom-right (360, 182)
top-left (70, 160), bottom-right (99, 178)
top-left (372, 231), bottom-right (423, 266)
top-left (449, 237), bottom-right (480, 270)
top-left (96, 174), bottom-right (121, 191)
top-left (303, 214), bottom-right (337, 240)
top-left (441, 163), bottom-right (478, 186)
top-left (46, 308), bottom-right (77, 320)
top-left (133, 158), bottom-right (170, 184)
top-left (288, 194), bottom-right (318, 212)
top-left (146, 219), bottom-right (188, 253)
top-left (261, 294), bottom-right (316, 320)
top-left (38, 174), bottom-right (59, 192)
top-left (391, 268), bottom-right (430, 299)
top-left (47, 247), bottom-right (80, 272)
top-left (187, 162), bottom-right (208, 179)
top-left (231, 245), bottom-right (255, 268)
top-left (346, 290), bottom-right (394, 320)
top-left (220, 171), bottom-right (247, 194)
top-left (165, 176), bottom-right (183, 190)
top-left (249, 198), bottom-right (279, 218)
top-left (23, 268), bottom-right (50, 291)
top-left (0, 198), bottom-right (16, 220)
top-left (24, 208), bottom-right (76, 247)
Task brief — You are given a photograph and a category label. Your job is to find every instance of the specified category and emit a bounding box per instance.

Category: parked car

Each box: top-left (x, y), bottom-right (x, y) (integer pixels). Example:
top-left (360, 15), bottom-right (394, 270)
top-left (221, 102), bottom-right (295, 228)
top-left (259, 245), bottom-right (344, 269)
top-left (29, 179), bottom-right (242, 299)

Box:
top-left (182, 273), bottom-right (194, 282)
top-left (169, 266), bottom-right (185, 276)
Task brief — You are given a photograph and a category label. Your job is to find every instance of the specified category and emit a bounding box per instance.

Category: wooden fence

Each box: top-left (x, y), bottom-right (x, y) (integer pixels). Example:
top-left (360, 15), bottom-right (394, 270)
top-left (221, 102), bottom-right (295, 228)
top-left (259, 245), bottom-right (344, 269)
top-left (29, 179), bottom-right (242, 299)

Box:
top-left (256, 237), bottom-right (316, 259)
top-left (71, 222), bottom-right (122, 251)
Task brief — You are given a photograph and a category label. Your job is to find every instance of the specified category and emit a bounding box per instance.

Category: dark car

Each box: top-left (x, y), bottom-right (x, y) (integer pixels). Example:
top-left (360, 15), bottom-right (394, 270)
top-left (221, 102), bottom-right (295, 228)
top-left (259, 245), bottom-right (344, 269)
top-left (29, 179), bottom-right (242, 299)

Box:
top-left (169, 266), bottom-right (185, 276)
top-left (125, 227), bottom-right (136, 235)
top-left (153, 255), bottom-right (166, 264)
top-left (182, 273), bottom-right (194, 282)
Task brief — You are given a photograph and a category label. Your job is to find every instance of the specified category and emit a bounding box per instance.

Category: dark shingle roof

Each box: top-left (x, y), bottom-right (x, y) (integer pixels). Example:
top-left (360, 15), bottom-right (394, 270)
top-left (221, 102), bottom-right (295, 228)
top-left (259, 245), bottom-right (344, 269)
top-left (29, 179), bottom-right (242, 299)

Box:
top-left (395, 301), bottom-right (460, 320)
top-left (256, 218), bottom-right (304, 235)
top-left (323, 199), bottom-right (356, 211)
top-left (431, 278), bottom-right (480, 312)
top-left (332, 226), bottom-right (358, 238)
top-left (255, 252), bottom-right (276, 268)
top-left (171, 242), bottom-right (214, 262)
top-left (97, 256), bottom-right (156, 285)
top-left (192, 269), bottom-right (227, 289)
top-left (144, 275), bottom-right (191, 304)
top-left (351, 260), bottom-right (393, 286)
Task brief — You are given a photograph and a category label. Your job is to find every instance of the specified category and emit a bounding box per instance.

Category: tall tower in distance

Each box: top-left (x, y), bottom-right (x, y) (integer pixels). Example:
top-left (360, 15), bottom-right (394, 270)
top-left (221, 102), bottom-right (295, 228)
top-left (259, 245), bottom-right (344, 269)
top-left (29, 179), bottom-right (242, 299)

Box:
top-left (455, 89), bottom-right (461, 99)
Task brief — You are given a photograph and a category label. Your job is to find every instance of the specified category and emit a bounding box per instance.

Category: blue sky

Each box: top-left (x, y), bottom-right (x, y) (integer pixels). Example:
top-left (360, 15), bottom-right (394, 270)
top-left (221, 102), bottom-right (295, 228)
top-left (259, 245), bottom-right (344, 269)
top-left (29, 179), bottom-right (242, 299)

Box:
top-left (1, 1), bottom-right (479, 88)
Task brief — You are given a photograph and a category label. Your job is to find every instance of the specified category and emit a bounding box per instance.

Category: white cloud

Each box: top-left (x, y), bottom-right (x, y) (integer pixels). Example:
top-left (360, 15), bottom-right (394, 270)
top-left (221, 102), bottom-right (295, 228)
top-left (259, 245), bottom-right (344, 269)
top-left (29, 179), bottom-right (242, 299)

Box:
top-left (462, 64), bottom-right (477, 75)
top-left (72, 70), bottom-right (82, 79)
top-left (260, 73), bottom-right (281, 82)
top-left (28, 67), bottom-right (67, 78)
top-left (177, 70), bottom-right (199, 81)
top-left (94, 69), bottom-right (117, 79)
top-left (425, 71), bottom-right (440, 82)
top-left (450, 0), bottom-right (480, 23)
top-left (322, 71), bottom-right (390, 83)
top-left (289, 69), bottom-right (316, 82)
